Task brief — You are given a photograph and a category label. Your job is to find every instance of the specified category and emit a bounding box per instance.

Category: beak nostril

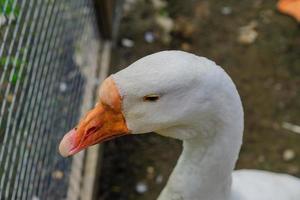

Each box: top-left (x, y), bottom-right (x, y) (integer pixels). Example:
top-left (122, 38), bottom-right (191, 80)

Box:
top-left (86, 127), bottom-right (98, 136)
top-left (83, 125), bottom-right (103, 141)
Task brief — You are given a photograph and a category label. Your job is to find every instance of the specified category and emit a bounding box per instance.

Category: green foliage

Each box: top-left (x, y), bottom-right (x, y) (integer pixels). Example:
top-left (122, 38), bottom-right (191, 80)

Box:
top-left (0, 56), bottom-right (26, 85)
top-left (0, 56), bottom-right (23, 68)
top-left (11, 71), bottom-right (18, 84)
top-left (159, 8), bottom-right (169, 17)
top-left (0, 0), bottom-right (20, 16)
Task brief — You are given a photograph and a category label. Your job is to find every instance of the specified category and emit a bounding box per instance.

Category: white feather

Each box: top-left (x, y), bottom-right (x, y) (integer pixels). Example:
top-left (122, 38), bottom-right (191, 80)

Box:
top-left (112, 50), bottom-right (300, 200)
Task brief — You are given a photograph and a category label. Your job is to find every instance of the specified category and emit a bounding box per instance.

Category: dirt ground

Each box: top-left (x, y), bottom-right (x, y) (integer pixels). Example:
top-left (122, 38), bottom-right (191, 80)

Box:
top-left (97, 0), bottom-right (300, 199)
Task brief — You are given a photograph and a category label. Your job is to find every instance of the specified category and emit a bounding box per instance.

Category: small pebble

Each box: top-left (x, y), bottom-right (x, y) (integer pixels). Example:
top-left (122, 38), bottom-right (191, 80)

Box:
top-left (135, 181), bottom-right (148, 194)
top-left (238, 21), bottom-right (258, 44)
top-left (282, 122), bottom-right (300, 134)
top-left (221, 6), bottom-right (232, 15)
top-left (121, 38), bottom-right (135, 48)
top-left (52, 170), bottom-right (64, 180)
top-left (59, 82), bottom-right (67, 92)
top-left (155, 15), bottom-right (174, 34)
top-left (155, 174), bottom-right (163, 184)
top-left (238, 29), bottom-right (258, 44)
top-left (32, 196), bottom-right (40, 200)
top-left (146, 166), bottom-right (155, 179)
top-left (144, 32), bottom-right (155, 43)
top-left (283, 149), bottom-right (295, 161)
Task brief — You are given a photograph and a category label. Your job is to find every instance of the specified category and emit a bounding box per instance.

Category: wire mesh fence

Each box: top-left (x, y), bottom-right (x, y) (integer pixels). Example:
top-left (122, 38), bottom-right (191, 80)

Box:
top-left (0, 0), bottom-right (98, 199)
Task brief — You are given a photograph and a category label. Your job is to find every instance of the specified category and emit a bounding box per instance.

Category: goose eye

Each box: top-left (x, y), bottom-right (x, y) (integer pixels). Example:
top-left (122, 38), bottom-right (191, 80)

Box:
top-left (143, 94), bottom-right (160, 102)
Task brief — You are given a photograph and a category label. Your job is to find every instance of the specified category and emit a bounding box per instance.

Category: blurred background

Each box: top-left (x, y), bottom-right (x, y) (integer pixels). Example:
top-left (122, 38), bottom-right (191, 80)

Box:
top-left (0, 0), bottom-right (299, 200)
top-left (98, 0), bottom-right (300, 200)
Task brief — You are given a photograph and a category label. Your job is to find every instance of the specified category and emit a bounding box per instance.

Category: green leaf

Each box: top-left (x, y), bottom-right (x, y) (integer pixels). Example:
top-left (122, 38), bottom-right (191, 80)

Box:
top-left (0, 57), bottom-right (6, 66)
top-left (0, 0), bottom-right (20, 16)
top-left (0, 56), bottom-right (25, 68)
top-left (11, 71), bottom-right (18, 85)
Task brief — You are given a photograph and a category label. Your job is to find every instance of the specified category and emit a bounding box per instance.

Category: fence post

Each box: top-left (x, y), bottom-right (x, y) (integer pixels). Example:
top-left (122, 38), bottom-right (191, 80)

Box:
top-left (93, 0), bottom-right (115, 39)
top-left (66, 26), bottom-right (111, 200)
top-left (80, 41), bottom-right (111, 200)
top-left (67, 0), bottom-right (115, 200)
top-left (66, 1), bottom-right (121, 199)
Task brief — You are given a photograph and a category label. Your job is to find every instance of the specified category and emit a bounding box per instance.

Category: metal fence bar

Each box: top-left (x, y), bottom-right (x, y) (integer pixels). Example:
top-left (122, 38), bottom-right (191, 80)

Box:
top-left (21, 1), bottom-right (84, 196)
top-left (26, 5), bottom-right (65, 198)
top-left (4, 4), bottom-right (51, 199)
top-left (0, 1), bottom-right (45, 196)
top-left (65, 7), bottom-right (107, 199)
top-left (2, 0), bottom-right (57, 192)
top-left (16, 1), bottom-right (84, 198)
top-left (0, 0), bottom-right (28, 98)
top-left (0, 0), bottom-right (21, 58)
top-left (21, 3), bottom-right (68, 198)
top-left (80, 40), bottom-right (111, 200)
top-left (30, 2), bottom-right (75, 197)
top-left (44, 1), bottom-right (95, 198)
top-left (9, 1), bottom-right (66, 198)
top-left (0, 0), bottom-right (35, 162)
top-left (0, 0), bottom-right (101, 199)
top-left (9, 1), bottom-right (62, 197)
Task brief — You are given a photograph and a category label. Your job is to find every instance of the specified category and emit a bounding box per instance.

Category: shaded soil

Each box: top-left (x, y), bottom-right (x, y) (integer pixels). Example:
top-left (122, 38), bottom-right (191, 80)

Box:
top-left (98, 0), bottom-right (300, 199)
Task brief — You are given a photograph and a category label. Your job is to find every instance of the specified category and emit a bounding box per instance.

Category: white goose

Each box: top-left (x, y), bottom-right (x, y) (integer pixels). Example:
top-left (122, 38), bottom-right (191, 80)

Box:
top-left (59, 51), bottom-right (300, 200)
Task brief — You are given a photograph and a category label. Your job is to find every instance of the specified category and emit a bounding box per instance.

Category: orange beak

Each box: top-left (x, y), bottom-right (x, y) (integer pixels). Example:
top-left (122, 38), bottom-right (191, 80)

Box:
top-left (277, 0), bottom-right (300, 22)
top-left (59, 77), bottom-right (129, 157)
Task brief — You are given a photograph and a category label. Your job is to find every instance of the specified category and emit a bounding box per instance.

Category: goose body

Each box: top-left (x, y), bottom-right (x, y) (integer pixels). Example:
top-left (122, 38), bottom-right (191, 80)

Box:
top-left (59, 50), bottom-right (300, 200)
top-left (231, 170), bottom-right (300, 200)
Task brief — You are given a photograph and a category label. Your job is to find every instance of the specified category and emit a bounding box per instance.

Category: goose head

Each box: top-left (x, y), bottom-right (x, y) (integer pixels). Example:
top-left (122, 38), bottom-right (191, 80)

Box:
top-left (59, 50), bottom-right (243, 157)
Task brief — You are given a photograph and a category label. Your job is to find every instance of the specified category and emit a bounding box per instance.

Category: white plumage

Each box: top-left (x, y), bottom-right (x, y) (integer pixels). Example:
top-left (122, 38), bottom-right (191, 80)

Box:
top-left (111, 51), bottom-right (300, 200)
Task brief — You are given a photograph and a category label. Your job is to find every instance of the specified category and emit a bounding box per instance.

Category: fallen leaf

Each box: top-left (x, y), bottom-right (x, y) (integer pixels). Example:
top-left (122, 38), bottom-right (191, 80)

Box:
top-left (52, 170), bottom-right (64, 180)
top-left (238, 21), bottom-right (259, 44)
